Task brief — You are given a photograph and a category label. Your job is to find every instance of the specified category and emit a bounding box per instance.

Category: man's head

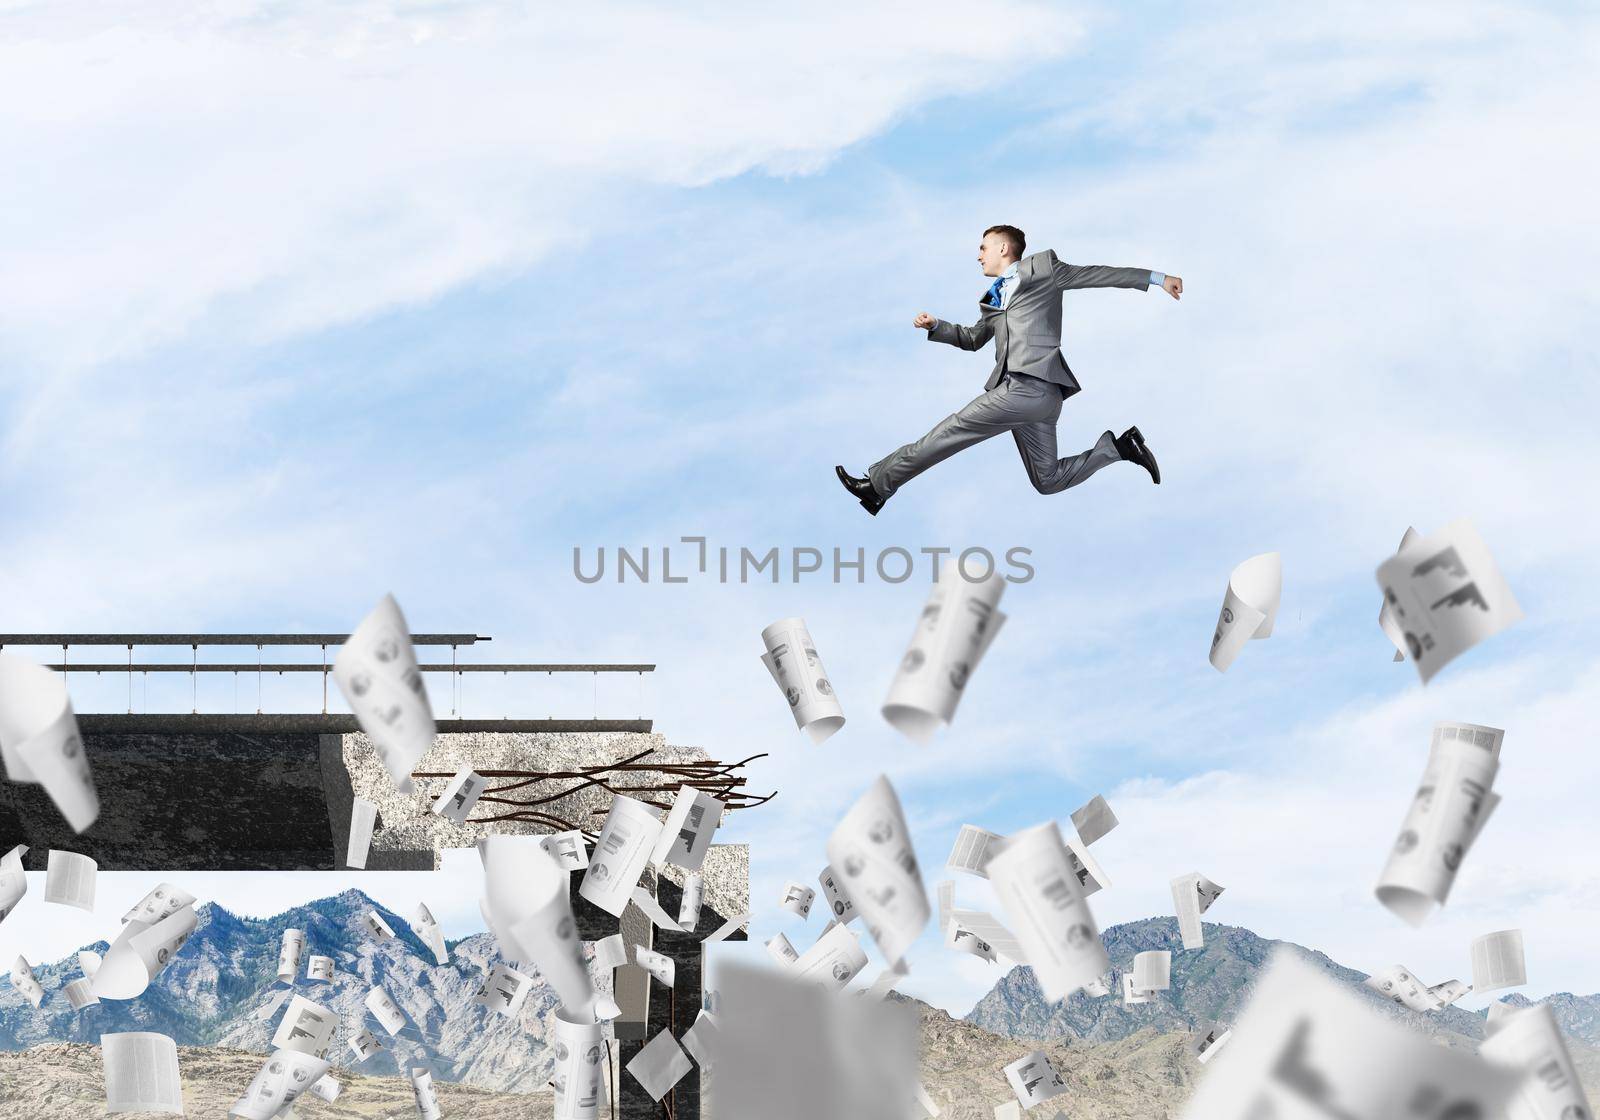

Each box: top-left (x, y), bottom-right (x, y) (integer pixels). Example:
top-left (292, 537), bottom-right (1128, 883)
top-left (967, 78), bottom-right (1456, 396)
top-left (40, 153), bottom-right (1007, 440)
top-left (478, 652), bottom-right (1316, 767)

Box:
top-left (978, 225), bottom-right (1025, 276)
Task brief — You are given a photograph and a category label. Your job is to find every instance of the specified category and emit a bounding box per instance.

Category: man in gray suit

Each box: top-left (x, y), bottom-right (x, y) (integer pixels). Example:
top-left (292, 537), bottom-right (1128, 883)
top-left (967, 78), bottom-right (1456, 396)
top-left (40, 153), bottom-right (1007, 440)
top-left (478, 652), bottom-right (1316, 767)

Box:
top-left (836, 224), bottom-right (1181, 515)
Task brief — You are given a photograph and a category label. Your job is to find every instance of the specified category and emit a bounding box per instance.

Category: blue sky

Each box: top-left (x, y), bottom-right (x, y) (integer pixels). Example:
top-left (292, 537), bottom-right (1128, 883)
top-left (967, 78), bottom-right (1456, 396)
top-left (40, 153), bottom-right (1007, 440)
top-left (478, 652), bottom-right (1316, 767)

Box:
top-left (3, 1), bottom-right (1599, 1017)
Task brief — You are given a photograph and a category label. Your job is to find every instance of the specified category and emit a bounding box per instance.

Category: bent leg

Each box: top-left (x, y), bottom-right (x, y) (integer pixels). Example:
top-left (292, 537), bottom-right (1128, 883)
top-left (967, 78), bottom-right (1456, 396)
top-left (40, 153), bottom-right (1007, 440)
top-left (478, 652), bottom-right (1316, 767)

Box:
top-left (1013, 424), bottom-right (1123, 494)
top-left (868, 381), bottom-right (1048, 497)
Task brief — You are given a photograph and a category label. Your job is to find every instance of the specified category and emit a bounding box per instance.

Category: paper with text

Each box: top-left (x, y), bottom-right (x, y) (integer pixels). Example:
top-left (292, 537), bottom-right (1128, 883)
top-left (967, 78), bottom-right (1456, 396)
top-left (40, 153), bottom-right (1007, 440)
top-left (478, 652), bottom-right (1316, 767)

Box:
top-left (1172, 872), bottom-right (1226, 950)
top-left (1210, 552), bottom-right (1282, 672)
top-left (761, 617), bottom-right (846, 744)
top-left (1471, 929), bottom-right (1527, 993)
top-left (578, 794), bottom-right (663, 918)
top-left (987, 821), bottom-right (1108, 1003)
top-left (826, 774), bottom-right (929, 967)
top-left (332, 594), bottom-right (435, 793)
top-left (882, 561), bottom-right (1007, 743)
top-left (103, 1031), bottom-right (184, 1115)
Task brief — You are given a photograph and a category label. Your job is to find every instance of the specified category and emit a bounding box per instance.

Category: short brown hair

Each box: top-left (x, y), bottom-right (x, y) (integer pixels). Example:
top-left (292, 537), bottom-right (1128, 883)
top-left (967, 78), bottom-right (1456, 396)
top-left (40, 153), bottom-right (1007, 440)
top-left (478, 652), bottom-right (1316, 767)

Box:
top-left (983, 224), bottom-right (1026, 259)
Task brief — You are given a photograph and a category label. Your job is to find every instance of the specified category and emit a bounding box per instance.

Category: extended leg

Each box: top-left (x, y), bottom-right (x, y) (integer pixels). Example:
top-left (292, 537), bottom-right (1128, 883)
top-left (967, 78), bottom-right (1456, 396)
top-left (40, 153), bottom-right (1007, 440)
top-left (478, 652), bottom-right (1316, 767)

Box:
top-left (1011, 423), bottom-right (1124, 494)
top-left (867, 380), bottom-right (1054, 498)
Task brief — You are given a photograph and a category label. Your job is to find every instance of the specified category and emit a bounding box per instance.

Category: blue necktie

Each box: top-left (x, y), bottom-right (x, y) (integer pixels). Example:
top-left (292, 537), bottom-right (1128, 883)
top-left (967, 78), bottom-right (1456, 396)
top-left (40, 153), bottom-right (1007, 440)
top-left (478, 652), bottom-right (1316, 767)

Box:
top-left (986, 276), bottom-right (1006, 307)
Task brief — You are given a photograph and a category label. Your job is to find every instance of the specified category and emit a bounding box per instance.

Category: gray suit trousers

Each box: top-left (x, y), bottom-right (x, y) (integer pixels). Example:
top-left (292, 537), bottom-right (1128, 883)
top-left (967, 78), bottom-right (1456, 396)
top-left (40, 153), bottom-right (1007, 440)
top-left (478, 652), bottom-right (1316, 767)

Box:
top-left (868, 373), bottom-right (1123, 498)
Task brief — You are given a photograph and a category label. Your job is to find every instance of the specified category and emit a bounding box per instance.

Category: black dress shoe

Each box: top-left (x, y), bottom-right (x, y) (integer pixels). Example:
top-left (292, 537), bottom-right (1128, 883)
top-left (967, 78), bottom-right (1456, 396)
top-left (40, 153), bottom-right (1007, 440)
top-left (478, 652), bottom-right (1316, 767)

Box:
top-left (1113, 426), bottom-right (1161, 485)
top-left (835, 465), bottom-right (888, 515)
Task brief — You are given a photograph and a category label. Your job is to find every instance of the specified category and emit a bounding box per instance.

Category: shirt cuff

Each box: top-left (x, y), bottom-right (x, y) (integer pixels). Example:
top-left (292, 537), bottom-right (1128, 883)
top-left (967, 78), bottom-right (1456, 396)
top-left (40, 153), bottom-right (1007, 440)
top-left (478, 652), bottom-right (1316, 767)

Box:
top-left (1149, 271), bottom-right (1165, 288)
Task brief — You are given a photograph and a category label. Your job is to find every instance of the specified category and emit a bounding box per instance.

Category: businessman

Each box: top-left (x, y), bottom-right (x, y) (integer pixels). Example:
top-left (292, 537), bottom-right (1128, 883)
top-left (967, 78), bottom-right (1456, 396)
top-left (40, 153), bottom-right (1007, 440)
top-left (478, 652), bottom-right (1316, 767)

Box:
top-left (835, 225), bottom-right (1181, 515)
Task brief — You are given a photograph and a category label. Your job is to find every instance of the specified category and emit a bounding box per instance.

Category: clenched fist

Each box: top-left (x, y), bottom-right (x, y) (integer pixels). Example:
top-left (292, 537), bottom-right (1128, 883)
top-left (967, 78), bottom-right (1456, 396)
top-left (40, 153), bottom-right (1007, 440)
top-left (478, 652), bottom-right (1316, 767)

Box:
top-left (913, 312), bottom-right (937, 329)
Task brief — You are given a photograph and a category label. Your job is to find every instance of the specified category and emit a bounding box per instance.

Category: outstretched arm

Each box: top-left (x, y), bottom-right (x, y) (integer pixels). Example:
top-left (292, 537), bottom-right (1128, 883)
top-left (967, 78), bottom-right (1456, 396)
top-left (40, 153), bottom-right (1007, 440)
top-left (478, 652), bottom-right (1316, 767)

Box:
top-left (1053, 260), bottom-right (1182, 298)
top-left (915, 311), bottom-right (995, 351)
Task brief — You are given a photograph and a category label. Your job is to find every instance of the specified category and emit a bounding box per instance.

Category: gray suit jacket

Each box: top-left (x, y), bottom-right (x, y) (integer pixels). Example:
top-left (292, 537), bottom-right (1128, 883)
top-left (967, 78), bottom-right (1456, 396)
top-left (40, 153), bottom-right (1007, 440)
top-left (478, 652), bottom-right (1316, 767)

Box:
top-left (927, 249), bottom-right (1152, 396)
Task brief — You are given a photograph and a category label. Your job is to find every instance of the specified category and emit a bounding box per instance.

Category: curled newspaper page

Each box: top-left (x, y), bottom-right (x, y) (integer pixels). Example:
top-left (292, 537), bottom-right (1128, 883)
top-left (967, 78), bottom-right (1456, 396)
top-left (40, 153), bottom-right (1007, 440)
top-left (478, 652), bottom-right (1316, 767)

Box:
top-left (409, 1067), bottom-right (442, 1120)
top-left (987, 821), bottom-right (1108, 1003)
top-left (948, 905), bottom-right (1027, 968)
top-left (780, 882), bottom-right (816, 918)
top-left (1376, 721), bottom-right (1503, 926)
top-left (44, 849), bottom-right (97, 911)
top-left (1192, 1021), bottom-right (1233, 1064)
top-left (680, 1009), bottom-right (719, 1069)
top-left (1122, 972), bottom-right (1152, 1006)
top-left (1065, 833), bottom-right (1111, 896)
top-left (678, 871), bottom-right (704, 930)
top-left (306, 955), bottom-right (334, 982)
top-left (347, 1027), bottom-right (382, 1063)
top-left (253, 990), bottom-right (290, 1022)
top-left (1378, 527), bottom-right (1423, 661)
top-left (819, 863), bottom-right (858, 925)
top-left (760, 617), bottom-right (846, 744)
top-left (65, 977), bottom-right (98, 1010)
top-left (550, 1009), bottom-right (605, 1120)
top-left (363, 985), bottom-right (407, 1037)
top-left (635, 946), bottom-right (676, 988)
top-left (1069, 794), bottom-right (1120, 847)
top-left (946, 920), bottom-right (997, 962)
top-left (1209, 552), bottom-right (1282, 672)
top-left (648, 785), bottom-right (722, 871)
top-left (578, 794), bottom-right (663, 918)
top-left (0, 844), bottom-right (26, 925)
top-left (1479, 1002), bottom-right (1594, 1120)
top-left (228, 1049), bottom-right (330, 1119)
top-left (94, 902), bottom-right (197, 1000)
top-left (1171, 872), bottom-right (1226, 950)
top-left (432, 766), bottom-right (488, 823)
top-left (481, 835), bottom-right (597, 1018)
top-left (1364, 965), bottom-right (1456, 1012)
top-left (309, 1072), bottom-right (341, 1102)
top-left (414, 902), bottom-right (449, 964)
top-left (593, 933), bottom-right (627, 971)
top-left (272, 995), bottom-right (338, 1057)
top-left (947, 824), bottom-right (1006, 878)
top-left (332, 593), bottom-right (435, 794)
top-left (10, 955), bottom-right (44, 1008)
top-left (361, 910), bottom-right (395, 941)
top-left (627, 1028), bottom-right (694, 1101)
top-left (474, 961), bottom-right (534, 1017)
top-left (882, 560), bottom-right (1007, 744)
top-left (1375, 518), bottom-right (1523, 683)
top-left (1004, 1050), bottom-right (1067, 1109)
top-left (345, 797), bottom-right (377, 869)
top-left (540, 829), bottom-right (590, 871)
top-left (825, 774), bottom-right (930, 967)
top-left (0, 654), bottom-right (100, 832)
top-left (278, 928), bottom-right (305, 982)
top-left (1471, 929), bottom-right (1527, 993)
top-left (102, 1031), bottom-right (184, 1115)
top-left (791, 922), bottom-right (868, 989)
top-left (765, 932), bottom-right (799, 967)
top-left (1132, 950), bottom-right (1172, 993)
top-left (1178, 950), bottom-right (1518, 1120)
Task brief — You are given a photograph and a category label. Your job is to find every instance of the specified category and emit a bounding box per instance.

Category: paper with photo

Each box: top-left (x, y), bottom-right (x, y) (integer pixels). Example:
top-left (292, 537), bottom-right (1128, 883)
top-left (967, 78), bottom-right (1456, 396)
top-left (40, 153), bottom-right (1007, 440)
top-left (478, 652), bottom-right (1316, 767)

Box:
top-left (540, 828), bottom-right (590, 871)
top-left (1376, 721), bottom-right (1502, 926)
top-left (987, 822), bottom-right (1108, 1003)
top-left (1375, 518), bottom-right (1523, 683)
top-left (122, 883), bottom-right (195, 927)
top-left (0, 845), bottom-right (26, 925)
top-left (791, 921), bottom-right (868, 989)
top-left (550, 1010), bottom-right (605, 1120)
top-left (345, 797), bottom-right (377, 869)
top-left (363, 985), bottom-right (407, 1037)
top-left (228, 1049), bottom-right (330, 1120)
top-left (306, 955), bottom-right (333, 982)
top-left (278, 928), bottom-right (304, 982)
top-left (272, 995), bottom-right (338, 1057)
top-left (1192, 1021), bottom-right (1233, 1064)
top-left (309, 1072), bottom-right (341, 1102)
top-left (347, 1027), bottom-right (382, 1063)
top-left (1178, 949), bottom-right (1518, 1120)
top-left (1471, 929), bottom-right (1526, 993)
top-left (761, 617), bottom-right (846, 744)
top-left (825, 774), bottom-right (929, 967)
top-left (414, 902), bottom-right (448, 964)
top-left (1378, 527), bottom-right (1423, 660)
top-left (100, 904), bottom-right (197, 999)
top-left (409, 1067), bottom-right (442, 1120)
top-left (1172, 872), bottom-right (1225, 950)
top-left (945, 920), bottom-right (997, 963)
top-left (103, 1031), bottom-right (184, 1115)
top-left (635, 946), bottom-right (676, 988)
top-left (578, 794), bottom-right (663, 918)
top-left (482, 835), bottom-right (597, 1018)
top-left (1123, 972), bottom-right (1152, 1006)
top-left (1480, 1002), bottom-right (1593, 1120)
top-left (627, 1028), bottom-right (694, 1100)
top-left (1209, 552), bottom-right (1282, 672)
top-left (432, 766), bottom-right (488, 823)
top-left (780, 881), bottom-right (815, 918)
top-left (1364, 965), bottom-right (1451, 1012)
top-left (1069, 794), bottom-right (1119, 847)
top-left (10, 956), bottom-right (43, 1008)
top-left (1065, 833), bottom-right (1110, 896)
top-left (650, 785), bottom-right (722, 871)
top-left (1004, 1050), bottom-right (1067, 1108)
top-left (882, 561), bottom-right (1007, 743)
top-left (678, 871), bottom-right (704, 930)
top-left (949, 906), bottom-right (1028, 967)
top-left (44, 849), bottom-right (96, 911)
top-left (362, 909), bottom-right (395, 941)
top-left (0, 654), bottom-right (100, 832)
top-left (332, 594), bottom-right (435, 794)
top-left (474, 961), bottom-right (534, 1017)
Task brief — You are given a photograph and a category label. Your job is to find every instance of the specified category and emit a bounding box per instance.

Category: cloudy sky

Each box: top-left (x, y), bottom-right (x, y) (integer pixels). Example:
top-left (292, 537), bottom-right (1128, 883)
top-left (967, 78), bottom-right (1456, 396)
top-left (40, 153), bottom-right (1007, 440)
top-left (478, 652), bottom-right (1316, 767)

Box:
top-left (3, 1), bottom-right (1598, 1018)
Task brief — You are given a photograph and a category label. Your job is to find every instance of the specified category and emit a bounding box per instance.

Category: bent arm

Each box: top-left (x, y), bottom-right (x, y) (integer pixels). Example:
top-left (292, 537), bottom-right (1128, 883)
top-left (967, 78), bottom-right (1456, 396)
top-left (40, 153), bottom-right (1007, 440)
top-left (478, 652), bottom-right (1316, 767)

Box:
top-left (1052, 261), bottom-right (1158, 291)
top-left (927, 316), bottom-right (995, 351)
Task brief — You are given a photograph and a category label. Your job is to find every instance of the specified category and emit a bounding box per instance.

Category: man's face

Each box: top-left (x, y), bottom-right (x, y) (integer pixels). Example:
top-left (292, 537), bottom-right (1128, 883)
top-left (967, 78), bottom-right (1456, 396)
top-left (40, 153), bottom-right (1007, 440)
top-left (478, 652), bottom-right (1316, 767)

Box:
top-left (977, 232), bottom-right (1013, 277)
